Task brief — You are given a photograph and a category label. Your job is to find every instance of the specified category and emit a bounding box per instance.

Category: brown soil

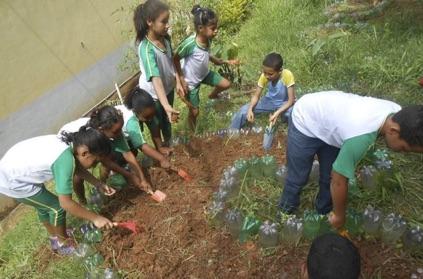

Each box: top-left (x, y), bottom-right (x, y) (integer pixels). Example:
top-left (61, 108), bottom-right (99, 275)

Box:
top-left (94, 133), bottom-right (419, 279)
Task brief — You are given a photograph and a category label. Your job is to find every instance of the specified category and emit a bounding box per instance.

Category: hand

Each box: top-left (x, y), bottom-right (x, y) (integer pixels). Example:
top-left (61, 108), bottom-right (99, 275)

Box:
top-left (140, 180), bottom-right (153, 193)
top-left (98, 184), bottom-right (116, 196)
top-left (159, 158), bottom-right (171, 169)
top-left (227, 59), bottom-right (240, 66)
top-left (164, 105), bottom-right (180, 124)
top-left (269, 112), bottom-right (279, 126)
top-left (328, 211), bottom-right (346, 230)
top-left (247, 109), bottom-right (255, 123)
top-left (158, 146), bottom-right (173, 156)
top-left (93, 215), bottom-right (114, 229)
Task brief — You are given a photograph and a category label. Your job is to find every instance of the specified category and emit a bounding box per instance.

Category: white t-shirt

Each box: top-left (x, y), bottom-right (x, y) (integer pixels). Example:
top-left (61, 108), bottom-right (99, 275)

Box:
top-left (292, 91), bottom-right (402, 148)
top-left (176, 34), bottom-right (211, 90)
top-left (58, 117), bottom-right (90, 135)
top-left (0, 135), bottom-right (71, 198)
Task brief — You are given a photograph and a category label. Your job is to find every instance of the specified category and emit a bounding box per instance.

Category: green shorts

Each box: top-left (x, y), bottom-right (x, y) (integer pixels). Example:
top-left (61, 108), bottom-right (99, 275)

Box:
top-left (16, 186), bottom-right (66, 226)
top-left (187, 70), bottom-right (223, 108)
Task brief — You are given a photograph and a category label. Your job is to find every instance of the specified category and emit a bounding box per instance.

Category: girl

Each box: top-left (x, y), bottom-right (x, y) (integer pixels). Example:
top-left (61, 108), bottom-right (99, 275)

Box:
top-left (134, 0), bottom-right (181, 146)
top-left (58, 106), bottom-right (152, 204)
top-left (0, 128), bottom-right (115, 255)
top-left (122, 86), bottom-right (173, 168)
top-left (173, 5), bottom-right (235, 130)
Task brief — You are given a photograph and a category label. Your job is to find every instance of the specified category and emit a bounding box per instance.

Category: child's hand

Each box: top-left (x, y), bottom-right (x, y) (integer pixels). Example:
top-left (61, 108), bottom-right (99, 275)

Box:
top-left (227, 59), bottom-right (240, 66)
top-left (164, 106), bottom-right (179, 123)
top-left (247, 109), bottom-right (255, 123)
top-left (159, 158), bottom-right (171, 169)
top-left (140, 180), bottom-right (153, 193)
top-left (158, 146), bottom-right (173, 156)
top-left (328, 211), bottom-right (346, 229)
top-left (98, 184), bottom-right (116, 196)
top-left (93, 215), bottom-right (114, 229)
top-left (269, 112), bottom-right (279, 126)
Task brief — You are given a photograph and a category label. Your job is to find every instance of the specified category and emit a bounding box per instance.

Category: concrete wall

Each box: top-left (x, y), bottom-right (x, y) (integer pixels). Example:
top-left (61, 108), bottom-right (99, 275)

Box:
top-left (0, 0), bottom-right (136, 216)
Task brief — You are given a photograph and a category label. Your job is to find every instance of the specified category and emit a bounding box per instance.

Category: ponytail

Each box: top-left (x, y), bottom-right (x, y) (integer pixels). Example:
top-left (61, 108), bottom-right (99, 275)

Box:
top-left (60, 126), bottom-right (111, 156)
top-left (133, 0), bottom-right (169, 44)
top-left (124, 86), bottom-right (155, 113)
top-left (191, 5), bottom-right (217, 31)
top-left (88, 105), bottom-right (123, 130)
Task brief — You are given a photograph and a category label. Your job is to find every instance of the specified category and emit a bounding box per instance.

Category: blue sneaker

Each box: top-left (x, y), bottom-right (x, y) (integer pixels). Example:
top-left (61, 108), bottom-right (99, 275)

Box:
top-left (49, 236), bottom-right (75, 256)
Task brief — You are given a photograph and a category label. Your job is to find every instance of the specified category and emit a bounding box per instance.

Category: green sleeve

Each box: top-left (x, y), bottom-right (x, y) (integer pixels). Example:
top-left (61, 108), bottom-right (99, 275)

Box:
top-left (176, 36), bottom-right (196, 58)
top-left (332, 132), bottom-right (377, 179)
top-left (112, 134), bottom-right (131, 153)
top-left (51, 148), bottom-right (75, 195)
top-left (125, 116), bottom-right (146, 149)
top-left (139, 40), bottom-right (160, 81)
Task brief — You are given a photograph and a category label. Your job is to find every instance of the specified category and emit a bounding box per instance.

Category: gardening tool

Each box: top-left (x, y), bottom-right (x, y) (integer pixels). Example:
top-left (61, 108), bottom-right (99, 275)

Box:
top-left (114, 221), bottom-right (138, 234)
top-left (263, 122), bottom-right (275, 152)
top-left (148, 190), bottom-right (167, 202)
top-left (170, 166), bottom-right (193, 182)
top-left (338, 228), bottom-right (352, 241)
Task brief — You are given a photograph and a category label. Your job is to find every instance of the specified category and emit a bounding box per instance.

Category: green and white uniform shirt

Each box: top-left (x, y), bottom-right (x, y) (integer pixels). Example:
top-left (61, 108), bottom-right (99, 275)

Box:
top-left (0, 135), bottom-right (75, 198)
top-left (115, 105), bottom-right (146, 150)
top-left (138, 37), bottom-right (176, 99)
top-left (176, 34), bottom-right (211, 90)
top-left (292, 91), bottom-right (401, 179)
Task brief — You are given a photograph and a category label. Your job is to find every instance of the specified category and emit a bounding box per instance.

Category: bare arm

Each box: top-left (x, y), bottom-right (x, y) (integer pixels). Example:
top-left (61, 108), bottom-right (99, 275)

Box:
top-left (269, 85), bottom-right (296, 125)
top-left (329, 171), bottom-right (348, 229)
top-left (209, 55), bottom-right (225, 66)
top-left (122, 151), bottom-right (152, 192)
top-left (100, 156), bottom-right (132, 179)
top-left (141, 144), bottom-right (170, 169)
top-left (58, 194), bottom-right (114, 229)
top-left (246, 86), bottom-right (264, 123)
top-left (75, 164), bottom-right (115, 196)
top-left (152, 77), bottom-right (179, 122)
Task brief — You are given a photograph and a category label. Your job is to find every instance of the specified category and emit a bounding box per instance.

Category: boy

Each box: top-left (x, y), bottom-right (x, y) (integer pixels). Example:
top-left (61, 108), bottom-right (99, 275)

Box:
top-left (278, 91), bottom-right (423, 229)
top-left (302, 233), bottom-right (360, 279)
top-left (230, 52), bottom-right (295, 129)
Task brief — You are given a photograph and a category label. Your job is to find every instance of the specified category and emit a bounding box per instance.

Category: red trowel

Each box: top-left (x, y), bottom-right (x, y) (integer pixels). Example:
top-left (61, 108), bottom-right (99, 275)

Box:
top-left (170, 166), bottom-right (193, 182)
top-left (148, 190), bottom-right (167, 203)
top-left (115, 221), bottom-right (139, 234)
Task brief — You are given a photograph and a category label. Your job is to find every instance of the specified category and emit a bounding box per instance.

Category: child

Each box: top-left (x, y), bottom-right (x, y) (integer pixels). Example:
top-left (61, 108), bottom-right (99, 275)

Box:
top-left (59, 106), bottom-right (152, 204)
top-left (302, 233), bottom-right (360, 279)
top-left (230, 52), bottom-right (295, 129)
top-left (134, 0), bottom-right (180, 146)
top-left (122, 86), bottom-right (173, 167)
top-left (277, 91), bottom-right (423, 229)
top-left (0, 129), bottom-right (115, 255)
top-left (174, 5), bottom-right (233, 130)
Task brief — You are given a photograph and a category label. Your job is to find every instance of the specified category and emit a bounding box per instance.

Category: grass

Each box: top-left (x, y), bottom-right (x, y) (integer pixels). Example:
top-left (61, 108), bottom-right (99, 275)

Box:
top-left (1, 0), bottom-right (423, 277)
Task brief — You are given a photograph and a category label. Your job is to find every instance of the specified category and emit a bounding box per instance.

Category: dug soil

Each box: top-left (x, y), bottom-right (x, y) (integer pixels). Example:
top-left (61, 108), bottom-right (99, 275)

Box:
top-left (92, 132), bottom-right (420, 278)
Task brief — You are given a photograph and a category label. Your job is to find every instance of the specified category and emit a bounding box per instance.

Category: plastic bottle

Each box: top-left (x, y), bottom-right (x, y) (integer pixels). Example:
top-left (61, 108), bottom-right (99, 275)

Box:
top-left (345, 208), bottom-right (362, 236)
top-left (381, 213), bottom-right (407, 244)
top-left (403, 226), bottom-right (423, 252)
top-left (411, 268), bottom-right (423, 279)
top-left (208, 200), bottom-right (225, 225)
top-left (360, 165), bottom-right (378, 189)
top-left (362, 205), bottom-right (382, 235)
top-left (81, 223), bottom-right (103, 244)
top-left (281, 216), bottom-right (303, 245)
top-left (373, 149), bottom-right (392, 171)
top-left (213, 189), bottom-right (229, 202)
top-left (224, 209), bottom-right (243, 238)
top-left (104, 268), bottom-right (119, 279)
top-left (275, 165), bottom-right (288, 184)
top-left (259, 221), bottom-right (279, 248)
top-left (84, 253), bottom-right (104, 271)
top-left (74, 243), bottom-right (95, 258)
top-left (303, 210), bottom-right (325, 240)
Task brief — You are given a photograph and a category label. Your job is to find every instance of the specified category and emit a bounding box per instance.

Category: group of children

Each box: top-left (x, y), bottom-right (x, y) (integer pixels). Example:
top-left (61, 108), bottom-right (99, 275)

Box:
top-left (1, 0), bottom-right (423, 276)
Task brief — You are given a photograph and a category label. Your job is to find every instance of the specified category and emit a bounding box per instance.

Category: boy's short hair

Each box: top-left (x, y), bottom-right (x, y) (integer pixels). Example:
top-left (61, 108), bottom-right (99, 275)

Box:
top-left (262, 52), bottom-right (283, 71)
top-left (307, 233), bottom-right (360, 279)
top-left (392, 105), bottom-right (423, 147)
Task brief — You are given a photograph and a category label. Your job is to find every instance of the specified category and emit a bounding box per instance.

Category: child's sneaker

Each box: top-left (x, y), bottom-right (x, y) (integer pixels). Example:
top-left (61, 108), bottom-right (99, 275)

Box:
top-left (49, 236), bottom-right (75, 256)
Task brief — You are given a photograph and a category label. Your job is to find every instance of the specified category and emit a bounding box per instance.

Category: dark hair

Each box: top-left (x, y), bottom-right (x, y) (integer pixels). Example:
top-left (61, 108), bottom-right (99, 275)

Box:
top-left (191, 5), bottom-right (217, 31)
top-left (124, 86), bottom-right (155, 114)
top-left (392, 105), bottom-right (423, 147)
top-left (61, 126), bottom-right (111, 156)
top-left (263, 52), bottom-right (284, 71)
top-left (88, 105), bottom-right (123, 130)
top-left (133, 0), bottom-right (169, 44)
top-left (307, 233), bottom-right (360, 279)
